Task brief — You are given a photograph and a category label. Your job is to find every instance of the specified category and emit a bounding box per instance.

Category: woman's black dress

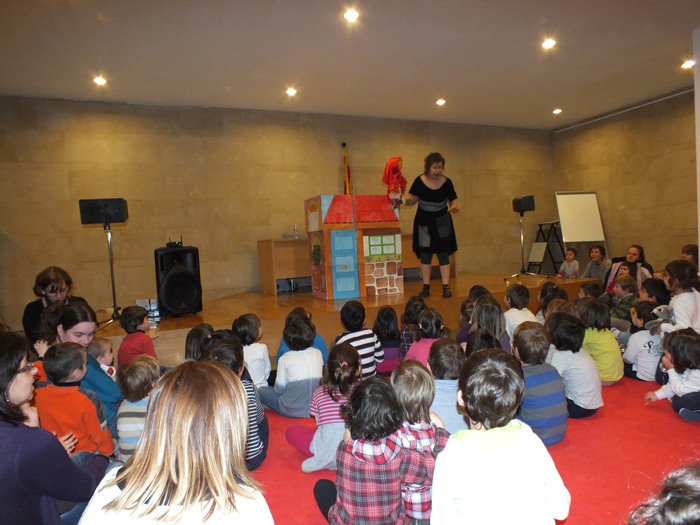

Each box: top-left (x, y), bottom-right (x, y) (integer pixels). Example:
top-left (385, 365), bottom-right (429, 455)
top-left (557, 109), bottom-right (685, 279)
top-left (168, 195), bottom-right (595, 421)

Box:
top-left (409, 175), bottom-right (458, 258)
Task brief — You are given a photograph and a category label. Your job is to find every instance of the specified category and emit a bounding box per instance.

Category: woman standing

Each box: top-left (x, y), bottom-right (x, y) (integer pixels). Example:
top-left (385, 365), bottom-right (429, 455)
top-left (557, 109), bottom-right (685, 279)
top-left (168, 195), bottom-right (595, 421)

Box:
top-left (405, 152), bottom-right (460, 298)
top-left (0, 332), bottom-right (107, 525)
top-left (80, 361), bottom-right (274, 524)
top-left (22, 267), bottom-right (88, 345)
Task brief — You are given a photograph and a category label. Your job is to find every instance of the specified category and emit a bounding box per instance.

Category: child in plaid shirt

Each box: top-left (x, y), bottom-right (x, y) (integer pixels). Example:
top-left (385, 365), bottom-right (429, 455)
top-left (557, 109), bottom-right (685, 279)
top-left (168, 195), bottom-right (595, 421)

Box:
top-left (314, 377), bottom-right (435, 525)
top-left (391, 360), bottom-right (450, 524)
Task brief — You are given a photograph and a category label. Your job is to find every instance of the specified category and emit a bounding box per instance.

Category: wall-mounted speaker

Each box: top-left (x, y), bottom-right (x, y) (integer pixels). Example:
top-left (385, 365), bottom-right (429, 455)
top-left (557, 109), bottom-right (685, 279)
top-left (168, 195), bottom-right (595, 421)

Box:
top-left (79, 199), bottom-right (129, 224)
top-left (512, 195), bottom-right (535, 214)
top-left (154, 246), bottom-right (202, 317)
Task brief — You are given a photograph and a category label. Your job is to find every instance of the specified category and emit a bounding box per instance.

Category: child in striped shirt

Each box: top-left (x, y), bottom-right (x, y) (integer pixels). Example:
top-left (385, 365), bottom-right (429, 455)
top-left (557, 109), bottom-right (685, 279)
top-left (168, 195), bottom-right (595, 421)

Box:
top-left (334, 301), bottom-right (384, 378)
top-left (204, 337), bottom-right (269, 470)
top-left (286, 343), bottom-right (362, 472)
top-left (115, 355), bottom-right (160, 461)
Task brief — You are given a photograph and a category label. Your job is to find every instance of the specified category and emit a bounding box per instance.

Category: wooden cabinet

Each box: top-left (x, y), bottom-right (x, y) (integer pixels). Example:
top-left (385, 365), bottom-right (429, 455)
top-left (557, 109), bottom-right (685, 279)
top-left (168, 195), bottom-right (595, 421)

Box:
top-left (257, 238), bottom-right (310, 295)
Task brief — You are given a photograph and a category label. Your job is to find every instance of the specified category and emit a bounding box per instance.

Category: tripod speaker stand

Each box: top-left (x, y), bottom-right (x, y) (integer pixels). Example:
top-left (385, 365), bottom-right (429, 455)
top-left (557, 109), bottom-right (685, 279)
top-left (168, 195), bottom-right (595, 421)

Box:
top-left (506, 196), bottom-right (540, 281)
top-left (78, 198), bottom-right (129, 330)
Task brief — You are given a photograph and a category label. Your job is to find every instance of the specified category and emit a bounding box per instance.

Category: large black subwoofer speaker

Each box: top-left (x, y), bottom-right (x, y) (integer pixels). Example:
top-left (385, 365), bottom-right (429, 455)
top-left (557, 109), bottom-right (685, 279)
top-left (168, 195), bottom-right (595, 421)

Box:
top-left (154, 246), bottom-right (202, 317)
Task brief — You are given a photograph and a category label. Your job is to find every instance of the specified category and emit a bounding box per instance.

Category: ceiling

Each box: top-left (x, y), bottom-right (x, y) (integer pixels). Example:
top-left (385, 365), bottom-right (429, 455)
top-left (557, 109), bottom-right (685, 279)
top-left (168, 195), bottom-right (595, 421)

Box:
top-left (0, 0), bottom-right (698, 129)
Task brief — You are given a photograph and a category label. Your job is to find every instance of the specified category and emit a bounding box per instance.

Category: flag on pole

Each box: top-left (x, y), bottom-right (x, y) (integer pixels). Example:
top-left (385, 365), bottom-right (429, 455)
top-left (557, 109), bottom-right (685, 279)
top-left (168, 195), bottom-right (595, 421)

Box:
top-left (342, 142), bottom-right (353, 195)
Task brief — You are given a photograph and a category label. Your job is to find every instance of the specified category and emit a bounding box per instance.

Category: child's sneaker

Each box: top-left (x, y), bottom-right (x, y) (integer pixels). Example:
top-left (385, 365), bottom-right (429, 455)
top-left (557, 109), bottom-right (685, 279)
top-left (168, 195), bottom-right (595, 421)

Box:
top-left (679, 408), bottom-right (700, 422)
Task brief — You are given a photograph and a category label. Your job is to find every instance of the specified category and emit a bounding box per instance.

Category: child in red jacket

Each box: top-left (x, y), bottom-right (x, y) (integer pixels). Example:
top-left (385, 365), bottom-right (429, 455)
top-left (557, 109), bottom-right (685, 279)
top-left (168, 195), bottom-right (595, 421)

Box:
top-left (117, 306), bottom-right (156, 367)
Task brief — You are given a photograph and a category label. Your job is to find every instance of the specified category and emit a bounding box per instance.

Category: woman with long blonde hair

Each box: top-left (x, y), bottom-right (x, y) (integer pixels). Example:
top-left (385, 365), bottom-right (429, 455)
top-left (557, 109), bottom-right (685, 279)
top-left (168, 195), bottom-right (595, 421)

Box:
top-left (80, 361), bottom-right (274, 524)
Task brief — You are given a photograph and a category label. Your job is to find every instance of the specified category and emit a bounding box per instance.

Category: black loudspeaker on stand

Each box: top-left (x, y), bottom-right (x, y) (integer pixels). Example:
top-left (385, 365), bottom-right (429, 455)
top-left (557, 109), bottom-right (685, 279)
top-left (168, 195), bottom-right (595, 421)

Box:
top-left (154, 246), bottom-right (203, 317)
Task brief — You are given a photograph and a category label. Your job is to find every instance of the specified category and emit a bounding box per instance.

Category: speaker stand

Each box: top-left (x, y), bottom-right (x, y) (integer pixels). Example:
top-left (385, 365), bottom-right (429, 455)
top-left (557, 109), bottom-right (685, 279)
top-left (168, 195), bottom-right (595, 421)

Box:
top-left (97, 223), bottom-right (121, 331)
top-left (505, 212), bottom-right (540, 281)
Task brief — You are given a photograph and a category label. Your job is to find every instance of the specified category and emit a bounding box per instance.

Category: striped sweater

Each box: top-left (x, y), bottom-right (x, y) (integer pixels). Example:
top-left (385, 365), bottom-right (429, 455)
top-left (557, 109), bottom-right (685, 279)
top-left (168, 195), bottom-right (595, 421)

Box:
top-left (243, 379), bottom-right (265, 461)
top-left (334, 329), bottom-right (384, 378)
top-left (116, 397), bottom-right (148, 461)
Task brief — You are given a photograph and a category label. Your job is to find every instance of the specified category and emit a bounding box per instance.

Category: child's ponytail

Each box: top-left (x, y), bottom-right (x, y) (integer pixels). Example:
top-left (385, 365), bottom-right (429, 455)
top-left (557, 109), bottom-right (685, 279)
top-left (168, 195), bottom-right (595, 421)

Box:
top-left (322, 343), bottom-right (361, 402)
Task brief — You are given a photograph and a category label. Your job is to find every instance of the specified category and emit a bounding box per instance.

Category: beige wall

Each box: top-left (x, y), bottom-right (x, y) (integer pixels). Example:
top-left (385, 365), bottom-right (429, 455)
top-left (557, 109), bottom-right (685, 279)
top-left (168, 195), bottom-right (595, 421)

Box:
top-left (0, 96), bottom-right (554, 330)
top-left (552, 92), bottom-right (697, 272)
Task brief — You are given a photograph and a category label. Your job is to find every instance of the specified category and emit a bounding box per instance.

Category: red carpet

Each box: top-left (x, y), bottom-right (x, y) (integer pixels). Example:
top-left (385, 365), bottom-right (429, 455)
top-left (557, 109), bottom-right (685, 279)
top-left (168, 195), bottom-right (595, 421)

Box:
top-left (254, 377), bottom-right (699, 525)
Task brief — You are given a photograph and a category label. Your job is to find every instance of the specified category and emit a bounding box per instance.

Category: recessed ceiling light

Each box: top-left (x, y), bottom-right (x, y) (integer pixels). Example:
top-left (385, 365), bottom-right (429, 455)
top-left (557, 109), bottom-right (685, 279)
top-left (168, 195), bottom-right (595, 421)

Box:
top-left (93, 76), bottom-right (107, 85)
top-left (436, 99), bottom-right (446, 106)
top-left (681, 59), bottom-right (695, 69)
top-left (542, 39), bottom-right (556, 49)
top-left (553, 108), bottom-right (562, 114)
top-left (286, 88), bottom-right (297, 96)
top-left (344, 9), bottom-right (359, 21)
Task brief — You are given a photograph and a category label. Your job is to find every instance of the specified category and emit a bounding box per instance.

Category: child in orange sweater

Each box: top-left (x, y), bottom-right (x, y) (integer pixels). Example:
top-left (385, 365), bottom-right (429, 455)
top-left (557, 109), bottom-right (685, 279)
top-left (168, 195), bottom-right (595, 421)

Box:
top-left (34, 342), bottom-right (114, 456)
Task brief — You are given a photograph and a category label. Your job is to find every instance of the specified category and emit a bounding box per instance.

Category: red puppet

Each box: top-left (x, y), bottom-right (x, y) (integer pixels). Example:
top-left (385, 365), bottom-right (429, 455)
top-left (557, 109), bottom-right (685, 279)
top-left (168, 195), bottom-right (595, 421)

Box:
top-left (382, 156), bottom-right (408, 211)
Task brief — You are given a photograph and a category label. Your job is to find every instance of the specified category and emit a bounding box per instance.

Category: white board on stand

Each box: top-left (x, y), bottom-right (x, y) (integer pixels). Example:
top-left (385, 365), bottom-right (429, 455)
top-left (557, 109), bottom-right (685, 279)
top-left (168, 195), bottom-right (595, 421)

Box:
top-left (555, 192), bottom-right (605, 243)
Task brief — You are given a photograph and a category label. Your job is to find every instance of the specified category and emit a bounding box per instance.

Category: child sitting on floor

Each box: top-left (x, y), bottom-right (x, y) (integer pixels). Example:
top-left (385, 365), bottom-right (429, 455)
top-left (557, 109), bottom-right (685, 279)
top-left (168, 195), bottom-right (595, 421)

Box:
top-left (645, 328), bottom-right (700, 422)
top-left (556, 248), bottom-right (579, 279)
top-left (577, 297), bottom-right (624, 386)
top-left (455, 285), bottom-right (491, 345)
top-left (428, 338), bottom-right (468, 434)
top-left (87, 338), bottom-right (116, 381)
top-left (117, 306), bottom-right (156, 368)
top-left (184, 323), bottom-right (214, 361)
top-left (535, 281), bottom-right (556, 324)
top-left (204, 337), bottom-right (269, 470)
top-left (623, 301), bottom-right (663, 381)
top-left (313, 377), bottom-right (415, 524)
top-left (391, 360), bottom-right (450, 524)
top-left (277, 308), bottom-right (328, 365)
top-left (431, 348), bottom-right (570, 524)
top-left (373, 306), bottom-right (402, 376)
top-left (334, 300), bottom-right (384, 378)
top-left (232, 313), bottom-right (271, 389)
top-left (609, 275), bottom-right (639, 323)
top-left (638, 278), bottom-right (671, 306)
top-left (115, 355), bottom-right (160, 461)
top-left (660, 260), bottom-right (700, 334)
top-left (400, 296), bottom-right (427, 361)
top-left (34, 342), bottom-right (114, 456)
top-left (513, 322), bottom-right (568, 445)
top-left (545, 312), bottom-right (604, 419)
top-left (466, 328), bottom-right (502, 357)
top-left (259, 316), bottom-right (323, 417)
top-left (406, 308), bottom-right (447, 366)
top-left (286, 343), bottom-right (362, 472)
top-left (578, 281), bottom-right (602, 301)
top-left (503, 283), bottom-right (538, 345)
top-left (470, 295), bottom-right (511, 351)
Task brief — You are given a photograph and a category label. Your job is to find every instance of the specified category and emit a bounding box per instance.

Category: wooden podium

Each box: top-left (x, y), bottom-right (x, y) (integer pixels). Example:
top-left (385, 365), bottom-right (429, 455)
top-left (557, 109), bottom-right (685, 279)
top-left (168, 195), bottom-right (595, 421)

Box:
top-left (257, 238), bottom-right (310, 295)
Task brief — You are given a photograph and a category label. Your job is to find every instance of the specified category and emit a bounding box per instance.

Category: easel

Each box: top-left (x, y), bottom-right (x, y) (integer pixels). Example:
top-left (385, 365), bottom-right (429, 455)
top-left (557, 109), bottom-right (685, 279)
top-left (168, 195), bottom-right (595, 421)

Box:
top-left (527, 221), bottom-right (567, 275)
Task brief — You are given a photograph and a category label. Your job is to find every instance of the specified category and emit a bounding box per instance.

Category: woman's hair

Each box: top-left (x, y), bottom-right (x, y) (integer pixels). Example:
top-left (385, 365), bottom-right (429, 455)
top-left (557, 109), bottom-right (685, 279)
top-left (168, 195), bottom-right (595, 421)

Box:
top-left (466, 328), bottom-right (501, 357)
top-left (641, 278), bottom-right (671, 305)
top-left (664, 329), bottom-right (700, 374)
top-left (32, 266), bottom-right (73, 297)
top-left (201, 330), bottom-right (240, 355)
top-left (0, 332), bottom-right (31, 424)
top-left (628, 462), bottom-right (700, 525)
top-left (513, 322), bottom-right (550, 366)
top-left (231, 314), bottom-right (261, 346)
top-left (470, 295), bottom-right (506, 339)
top-left (402, 296), bottom-right (428, 325)
top-left (283, 317), bottom-right (316, 351)
top-left (576, 297), bottom-right (611, 331)
top-left (391, 360), bottom-right (434, 425)
top-left (104, 361), bottom-right (258, 521)
top-left (116, 355), bottom-right (160, 403)
top-left (665, 260), bottom-right (700, 292)
top-left (590, 244), bottom-right (606, 258)
top-left (546, 299), bottom-right (577, 319)
top-left (545, 312), bottom-right (585, 352)
top-left (423, 152), bottom-right (446, 174)
top-left (36, 302), bottom-right (97, 344)
top-left (416, 308), bottom-right (445, 340)
top-left (340, 376), bottom-right (402, 442)
top-left (629, 244), bottom-right (646, 264)
top-left (322, 343), bottom-right (361, 402)
top-left (428, 339), bottom-right (465, 380)
top-left (458, 348), bottom-right (525, 430)
top-left (681, 244), bottom-right (699, 266)
top-left (373, 306), bottom-right (401, 341)
top-left (185, 323), bottom-right (214, 361)
top-left (202, 338), bottom-right (246, 375)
